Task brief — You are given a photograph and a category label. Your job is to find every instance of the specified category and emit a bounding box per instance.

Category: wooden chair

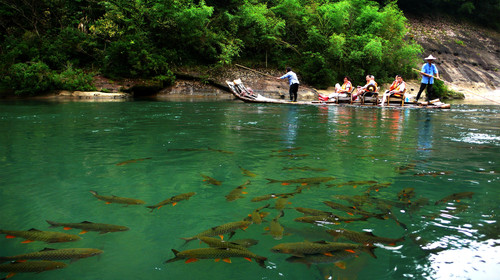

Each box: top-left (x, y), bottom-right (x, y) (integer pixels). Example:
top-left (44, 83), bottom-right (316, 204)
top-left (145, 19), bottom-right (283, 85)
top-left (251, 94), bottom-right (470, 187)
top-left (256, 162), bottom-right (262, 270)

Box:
top-left (336, 88), bottom-right (354, 104)
top-left (361, 89), bottom-right (379, 105)
top-left (386, 88), bottom-right (407, 106)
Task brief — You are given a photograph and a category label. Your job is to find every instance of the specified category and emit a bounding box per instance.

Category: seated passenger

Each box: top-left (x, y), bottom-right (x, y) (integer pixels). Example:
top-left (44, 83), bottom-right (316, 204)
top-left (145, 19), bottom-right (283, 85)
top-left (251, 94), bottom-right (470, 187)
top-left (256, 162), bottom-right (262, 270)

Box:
top-left (318, 76), bottom-right (352, 101)
top-left (380, 75), bottom-right (406, 106)
top-left (353, 75), bottom-right (377, 101)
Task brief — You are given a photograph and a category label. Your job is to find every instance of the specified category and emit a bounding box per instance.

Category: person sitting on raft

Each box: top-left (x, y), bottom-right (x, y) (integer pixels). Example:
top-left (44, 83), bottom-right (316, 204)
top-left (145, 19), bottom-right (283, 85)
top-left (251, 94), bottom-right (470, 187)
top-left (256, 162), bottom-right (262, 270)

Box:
top-left (353, 75), bottom-right (377, 101)
top-left (318, 76), bottom-right (352, 101)
top-left (380, 75), bottom-right (406, 106)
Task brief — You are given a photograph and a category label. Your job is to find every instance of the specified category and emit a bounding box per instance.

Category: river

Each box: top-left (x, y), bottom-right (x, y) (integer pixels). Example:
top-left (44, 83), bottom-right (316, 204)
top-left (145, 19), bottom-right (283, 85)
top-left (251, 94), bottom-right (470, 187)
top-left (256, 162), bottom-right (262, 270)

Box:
top-left (0, 99), bottom-right (499, 280)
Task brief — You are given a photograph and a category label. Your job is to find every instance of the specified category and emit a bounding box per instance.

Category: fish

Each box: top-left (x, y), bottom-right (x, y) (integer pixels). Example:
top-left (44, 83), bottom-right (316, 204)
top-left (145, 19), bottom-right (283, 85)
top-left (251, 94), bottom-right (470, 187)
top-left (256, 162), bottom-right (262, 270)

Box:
top-left (397, 188), bottom-right (415, 201)
top-left (265, 211), bottom-right (285, 240)
top-left (271, 147), bottom-right (302, 153)
top-left (89, 190), bottom-right (145, 205)
top-left (46, 220), bottom-right (129, 234)
top-left (115, 157), bottom-right (152, 166)
top-left (180, 221), bottom-right (251, 243)
top-left (266, 176), bottom-right (336, 185)
top-left (333, 194), bottom-right (373, 208)
top-left (239, 166), bottom-right (257, 177)
top-left (364, 182), bottom-right (392, 193)
top-left (270, 154), bottom-right (310, 158)
top-left (230, 239), bottom-right (259, 248)
top-left (274, 196), bottom-right (292, 211)
top-left (327, 180), bottom-right (378, 188)
top-left (270, 240), bottom-right (377, 258)
top-left (425, 204), bottom-right (470, 220)
top-left (165, 248), bottom-right (267, 267)
top-left (395, 163), bottom-right (417, 173)
top-left (407, 197), bottom-right (429, 215)
top-left (146, 192), bottom-right (196, 211)
top-left (167, 148), bottom-right (207, 152)
top-left (201, 174), bottom-right (222, 186)
top-left (435, 192), bottom-right (474, 205)
top-left (285, 251), bottom-right (359, 268)
top-left (282, 166), bottom-right (327, 172)
top-left (294, 207), bottom-right (335, 217)
top-left (294, 215), bottom-right (368, 225)
top-left (323, 201), bottom-right (386, 219)
top-left (0, 260), bottom-right (66, 278)
top-left (207, 147), bottom-right (234, 154)
top-left (251, 188), bottom-right (301, 202)
top-left (0, 248), bottom-right (103, 263)
top-left (0, 229), bottom-right (81, 243)
top-left (198, 237), bottom-right (250, 251)
top-left (414, 171), bottom-right (453, 177)
top-left (326, 228), bottom-right (405, 246)
top-left (225, 181), bottom-right (250, 202)
top-left (246, 204), bottom-right (270, 224)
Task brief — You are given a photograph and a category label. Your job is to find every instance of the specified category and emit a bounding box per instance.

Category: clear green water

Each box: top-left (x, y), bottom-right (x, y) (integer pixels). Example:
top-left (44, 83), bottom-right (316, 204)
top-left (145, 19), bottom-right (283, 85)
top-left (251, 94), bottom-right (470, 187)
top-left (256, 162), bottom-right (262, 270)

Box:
top-left (0, 100), bottom-right (499, 280)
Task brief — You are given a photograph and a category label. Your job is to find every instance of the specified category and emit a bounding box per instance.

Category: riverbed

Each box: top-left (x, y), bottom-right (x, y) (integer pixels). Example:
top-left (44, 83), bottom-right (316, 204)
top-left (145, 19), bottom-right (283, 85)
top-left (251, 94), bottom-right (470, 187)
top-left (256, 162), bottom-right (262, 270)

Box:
top-left (0, 100), bottom-right (498, 280)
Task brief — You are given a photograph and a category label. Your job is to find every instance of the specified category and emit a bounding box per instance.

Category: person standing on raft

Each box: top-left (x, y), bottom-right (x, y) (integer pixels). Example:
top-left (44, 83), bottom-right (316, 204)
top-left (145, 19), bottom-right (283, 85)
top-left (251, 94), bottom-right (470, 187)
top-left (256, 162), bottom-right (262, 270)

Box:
top-left (277, 67), bottom-right (300, 102)
top-left (415, 55), bottom-right (439, 103)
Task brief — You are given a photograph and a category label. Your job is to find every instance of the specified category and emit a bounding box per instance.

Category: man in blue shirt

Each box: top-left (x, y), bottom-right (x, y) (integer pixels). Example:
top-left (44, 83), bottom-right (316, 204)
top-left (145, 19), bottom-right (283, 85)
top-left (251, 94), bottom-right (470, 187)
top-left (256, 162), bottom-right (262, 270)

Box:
top-left (277, 67), bottom-right (300, 102)
top-left (415, 55), bottom-right (439, 103)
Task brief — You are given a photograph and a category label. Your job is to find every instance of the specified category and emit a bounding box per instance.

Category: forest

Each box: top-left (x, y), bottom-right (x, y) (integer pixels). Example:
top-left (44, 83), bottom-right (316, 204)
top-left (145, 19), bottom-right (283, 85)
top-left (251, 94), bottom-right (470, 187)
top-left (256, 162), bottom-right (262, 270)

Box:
top-left (1, 0), bottom-right (499, 95)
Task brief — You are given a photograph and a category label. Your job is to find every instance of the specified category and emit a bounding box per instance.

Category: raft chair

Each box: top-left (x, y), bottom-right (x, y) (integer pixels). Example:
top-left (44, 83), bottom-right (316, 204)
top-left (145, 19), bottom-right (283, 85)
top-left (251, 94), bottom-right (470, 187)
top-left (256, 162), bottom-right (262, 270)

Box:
top-left (233, 79), bottom-right (256, 99)
top-left (361, 85), bottom-right (379, 105)
top-left (385, 88), bottom-right (407, 106)
top-left (337, 88), bottom-right (355, 104)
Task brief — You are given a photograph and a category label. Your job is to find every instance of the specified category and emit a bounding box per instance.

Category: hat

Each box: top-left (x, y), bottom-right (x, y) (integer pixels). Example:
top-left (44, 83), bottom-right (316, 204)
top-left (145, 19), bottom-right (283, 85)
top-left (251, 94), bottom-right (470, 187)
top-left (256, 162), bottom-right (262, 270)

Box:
top-left (425, 55), bottom-right (436, 60)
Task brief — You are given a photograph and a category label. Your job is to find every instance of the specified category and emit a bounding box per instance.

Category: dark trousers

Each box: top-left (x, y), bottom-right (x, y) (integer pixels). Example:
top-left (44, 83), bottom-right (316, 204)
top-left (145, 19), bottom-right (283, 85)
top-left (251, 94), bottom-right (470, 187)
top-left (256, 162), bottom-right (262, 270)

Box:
top-left (416, 83), bottom-right (435, 101)
top-left (289, 83), bottom-right (299, 101)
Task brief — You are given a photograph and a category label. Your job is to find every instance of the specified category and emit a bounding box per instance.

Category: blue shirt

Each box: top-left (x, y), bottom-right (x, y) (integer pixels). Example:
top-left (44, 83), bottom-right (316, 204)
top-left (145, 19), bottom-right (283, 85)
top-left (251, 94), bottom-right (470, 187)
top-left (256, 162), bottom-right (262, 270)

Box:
top-left (421, 63), bottom-right (438, 84)
top-left (279, 71), bottom-right (300, 86)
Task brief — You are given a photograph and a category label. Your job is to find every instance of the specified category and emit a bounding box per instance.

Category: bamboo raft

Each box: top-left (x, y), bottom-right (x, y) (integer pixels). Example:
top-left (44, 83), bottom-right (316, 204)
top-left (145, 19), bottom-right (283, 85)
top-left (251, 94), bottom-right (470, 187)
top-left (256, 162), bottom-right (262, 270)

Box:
top-left (226, 79), bottom-right (451, 109)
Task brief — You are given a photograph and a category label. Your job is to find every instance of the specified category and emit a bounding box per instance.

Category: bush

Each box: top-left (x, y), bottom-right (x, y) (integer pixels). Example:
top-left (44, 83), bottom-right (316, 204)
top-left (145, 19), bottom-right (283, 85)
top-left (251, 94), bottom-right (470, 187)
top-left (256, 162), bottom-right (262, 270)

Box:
top-left (433, 79), bottom-right (464, 99)
top-left (5, 62), bottom-right (54, 95)
top-left (53, 66), bottom-right (96, 91)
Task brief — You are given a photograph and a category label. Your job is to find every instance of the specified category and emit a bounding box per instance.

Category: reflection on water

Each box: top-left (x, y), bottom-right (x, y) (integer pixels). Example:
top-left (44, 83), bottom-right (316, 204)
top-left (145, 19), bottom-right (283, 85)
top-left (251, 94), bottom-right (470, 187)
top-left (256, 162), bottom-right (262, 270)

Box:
top-left (0, 100), bottom-right (499, 280)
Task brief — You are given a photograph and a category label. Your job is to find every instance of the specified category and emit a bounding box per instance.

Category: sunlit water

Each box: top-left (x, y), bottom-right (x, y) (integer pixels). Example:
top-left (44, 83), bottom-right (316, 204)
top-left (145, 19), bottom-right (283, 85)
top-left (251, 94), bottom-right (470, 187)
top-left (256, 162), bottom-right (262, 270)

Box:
top-left (0, 99), bottom-right (499, 280)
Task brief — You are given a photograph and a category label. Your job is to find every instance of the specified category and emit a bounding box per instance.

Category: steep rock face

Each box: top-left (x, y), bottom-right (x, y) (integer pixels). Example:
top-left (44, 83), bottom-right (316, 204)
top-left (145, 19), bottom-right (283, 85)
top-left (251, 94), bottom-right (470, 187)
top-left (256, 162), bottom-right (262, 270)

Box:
top-left (408, 16), bottom-right (500, 91)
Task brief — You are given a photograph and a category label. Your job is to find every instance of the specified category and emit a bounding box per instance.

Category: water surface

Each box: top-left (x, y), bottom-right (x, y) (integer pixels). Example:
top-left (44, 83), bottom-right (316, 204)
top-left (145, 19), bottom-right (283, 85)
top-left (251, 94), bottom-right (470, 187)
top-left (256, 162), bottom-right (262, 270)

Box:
top-left (0, 100), bottom-right (499, 279)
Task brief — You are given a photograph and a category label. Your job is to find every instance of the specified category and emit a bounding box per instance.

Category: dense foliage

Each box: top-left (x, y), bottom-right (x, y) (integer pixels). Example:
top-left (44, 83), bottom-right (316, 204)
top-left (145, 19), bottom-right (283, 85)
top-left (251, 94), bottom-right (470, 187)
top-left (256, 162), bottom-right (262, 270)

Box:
top-left (1, 0), bottom-right (489, 94)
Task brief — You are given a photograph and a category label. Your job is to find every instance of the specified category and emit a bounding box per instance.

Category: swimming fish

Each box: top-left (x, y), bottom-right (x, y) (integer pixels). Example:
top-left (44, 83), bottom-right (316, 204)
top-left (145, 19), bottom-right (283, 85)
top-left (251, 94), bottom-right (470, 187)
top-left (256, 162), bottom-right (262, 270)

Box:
top-left (397, 188), bottom-right (415, 201)
top-left (0, 229), bottom-right (81, 243)
top-left (46, 220), bottom-right (129, 234)
top-left (435, 192), bottom-right (474, 205)
top-left (323, 201), bottom-right (385, 219)
top-left (0, 248), bottom-right (103, 263)
top-left (326, 228), bottom-right (405, 246)
top-left (294, 215), bottom-right (368, 225)
top-left (239, 166), bottom-right (257, 177)
top-left (246, 204), bottom-right (270, 224)
top-left (201, 174), bottom-right (222, 186)
top-left (146, 192), bottom-right (196, 211)
top-left (0, 260), bottom-right (66, 278)
top-left (270, 154), bottom-right (310, 158)
top-left (271, 147), bottom-right (302, 153)
top-left (165, 248), bottom-right (267, 267)
top-left (414, 171), bottom-right (453, 177)
top-left (282, 166), bottom-right (327, 172)
top-left (285, 250), bottom-right (359, 268)
top-left (327, 180), bottom-right (378, 188)
top-left (363, 182), bottom-right (392, 193)
top-left (115, 157), bottom-right (152, 166)
top-left (89, 190), bottom-right (145, 205)
top-left (294, 207), bottom-right (335, 217)
top-left (180, 221), bottom-right (251, 243)
top-left (225, 181), bottom-right (250, 202)
top-left (207, 147), bottom-right (234, 154)
top-left (198, 237), bottom-right (250, 251)
top-left (271, 240), bottom-right (377, 258)
top-left (266, 176), bottom-right (336, 185)
top-left (395, 163), bottom-right (417, 173)
top-left (251, 188), bottom-right (301, 202)
top-left (265, 211), bottom-right (285, 240)
top-left (274, 196), bottom-right (292, 211)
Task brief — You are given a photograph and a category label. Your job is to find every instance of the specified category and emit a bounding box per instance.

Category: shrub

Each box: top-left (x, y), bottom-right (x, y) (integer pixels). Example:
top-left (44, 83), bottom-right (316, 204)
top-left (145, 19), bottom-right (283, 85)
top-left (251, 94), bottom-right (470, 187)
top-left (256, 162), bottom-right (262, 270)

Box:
top-left (5, 62), bottom-right (54, 95)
